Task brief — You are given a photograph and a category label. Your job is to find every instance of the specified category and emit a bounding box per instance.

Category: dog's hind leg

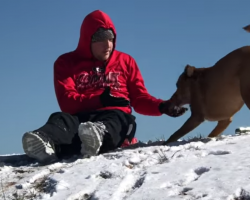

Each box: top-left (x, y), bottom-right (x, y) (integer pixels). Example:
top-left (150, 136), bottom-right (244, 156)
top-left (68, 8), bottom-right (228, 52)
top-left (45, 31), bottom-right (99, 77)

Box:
top-left (207, 117), bottom-right (233, 138)
top-left (240, 70), bottom-right (250, 110)
top-left (239, 59), bottom-right (250, 110)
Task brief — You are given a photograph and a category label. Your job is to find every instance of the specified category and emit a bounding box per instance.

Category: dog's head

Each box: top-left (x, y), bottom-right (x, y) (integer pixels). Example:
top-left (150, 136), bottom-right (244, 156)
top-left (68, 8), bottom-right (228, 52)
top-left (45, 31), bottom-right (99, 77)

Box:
top-left (170, 64), bottom-right (203, 106)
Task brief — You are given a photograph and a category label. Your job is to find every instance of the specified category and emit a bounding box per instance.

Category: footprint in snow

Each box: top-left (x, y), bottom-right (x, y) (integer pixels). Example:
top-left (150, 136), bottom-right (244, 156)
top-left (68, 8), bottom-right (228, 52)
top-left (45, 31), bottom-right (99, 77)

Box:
top-left (180, 187), bottom-right (193, 195)
top-left (194, 166), bottom-right (210, 176)
top-left (208, 150), bottom-right (231, 156)
top-left (57, 169), bottom-right (65, 174)
top-left (103, 153), bottom-right (123, 160)
top-left (99, 171), bottom-right (113, 179)
top-left (179, 167), bottom-right (210, 186)
top-left (108, 172), bottom-right (146, 200)
top-left (227, 187), bottom-right (250, 200)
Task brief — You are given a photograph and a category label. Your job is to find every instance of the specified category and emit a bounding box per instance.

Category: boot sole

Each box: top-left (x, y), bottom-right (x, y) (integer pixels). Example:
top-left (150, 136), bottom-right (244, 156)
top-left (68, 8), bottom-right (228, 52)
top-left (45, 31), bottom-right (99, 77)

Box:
top-left (22, 132), bottom-right (58, 164)
top-left (78, 122), bottom-right (102, 156)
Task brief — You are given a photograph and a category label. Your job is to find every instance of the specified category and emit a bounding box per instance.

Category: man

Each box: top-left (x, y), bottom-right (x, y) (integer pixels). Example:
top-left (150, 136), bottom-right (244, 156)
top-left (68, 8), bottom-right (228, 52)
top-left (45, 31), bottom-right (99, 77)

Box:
top-left (22, 10), bottom-right (187, 164)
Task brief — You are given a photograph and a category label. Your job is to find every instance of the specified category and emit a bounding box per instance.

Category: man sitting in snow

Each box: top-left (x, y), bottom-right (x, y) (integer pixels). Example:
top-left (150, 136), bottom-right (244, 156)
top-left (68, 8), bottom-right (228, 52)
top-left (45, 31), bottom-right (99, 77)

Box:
top-left (21, 10), bottom-right (187, 164)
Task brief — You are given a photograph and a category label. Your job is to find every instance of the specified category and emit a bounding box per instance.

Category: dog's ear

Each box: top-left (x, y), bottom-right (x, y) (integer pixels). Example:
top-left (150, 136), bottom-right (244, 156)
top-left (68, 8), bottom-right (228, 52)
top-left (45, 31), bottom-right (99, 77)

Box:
top-left (184, 64), bottom-right (196, 77)
top-left (243, 24), bottom-right (250, 33)
top-left (184, 64), bottom-right (206, 79)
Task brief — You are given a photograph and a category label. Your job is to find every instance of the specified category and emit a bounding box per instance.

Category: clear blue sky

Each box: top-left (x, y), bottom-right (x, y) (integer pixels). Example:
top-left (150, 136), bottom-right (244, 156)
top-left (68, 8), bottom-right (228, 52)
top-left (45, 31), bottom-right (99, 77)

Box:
top-left (1, 1), bottom-right (249, 154)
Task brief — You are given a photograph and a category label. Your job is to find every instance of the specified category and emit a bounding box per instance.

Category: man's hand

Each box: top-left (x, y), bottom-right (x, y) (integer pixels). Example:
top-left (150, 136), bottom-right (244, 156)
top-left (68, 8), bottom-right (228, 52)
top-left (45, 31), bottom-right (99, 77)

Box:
top-left (100, 87), bottom-right (130, 107)
top-left (159, 100), bottom-right (188, 117)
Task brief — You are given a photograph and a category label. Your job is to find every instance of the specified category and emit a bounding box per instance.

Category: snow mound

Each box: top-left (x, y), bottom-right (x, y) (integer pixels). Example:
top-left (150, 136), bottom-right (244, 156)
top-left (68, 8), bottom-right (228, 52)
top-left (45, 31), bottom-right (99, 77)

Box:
top-left (1, 133), bottom-right (250, 200)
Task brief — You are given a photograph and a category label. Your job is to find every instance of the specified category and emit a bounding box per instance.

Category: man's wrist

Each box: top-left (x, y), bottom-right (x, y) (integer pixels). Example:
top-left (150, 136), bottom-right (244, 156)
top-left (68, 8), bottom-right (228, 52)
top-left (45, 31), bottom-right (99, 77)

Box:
top-left (158, 101), bottom-right (164, 113)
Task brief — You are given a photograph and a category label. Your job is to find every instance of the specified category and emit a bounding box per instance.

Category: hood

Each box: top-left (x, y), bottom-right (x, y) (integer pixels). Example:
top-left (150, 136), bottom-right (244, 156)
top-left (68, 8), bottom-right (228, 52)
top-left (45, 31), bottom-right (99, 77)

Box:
top-left (75, 10), bottom-right (117, 60)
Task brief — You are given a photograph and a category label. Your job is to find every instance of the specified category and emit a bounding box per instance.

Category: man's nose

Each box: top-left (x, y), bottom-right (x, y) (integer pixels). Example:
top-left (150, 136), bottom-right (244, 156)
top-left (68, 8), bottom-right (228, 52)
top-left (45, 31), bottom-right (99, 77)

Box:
top-left (103, 39), bottom-right (112, 48)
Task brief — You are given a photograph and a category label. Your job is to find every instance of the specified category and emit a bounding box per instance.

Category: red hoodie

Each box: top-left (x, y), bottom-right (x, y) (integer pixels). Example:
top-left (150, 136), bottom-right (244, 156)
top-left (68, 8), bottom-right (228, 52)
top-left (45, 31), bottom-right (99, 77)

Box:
top-left (54, 10), bottom-right (164, 116)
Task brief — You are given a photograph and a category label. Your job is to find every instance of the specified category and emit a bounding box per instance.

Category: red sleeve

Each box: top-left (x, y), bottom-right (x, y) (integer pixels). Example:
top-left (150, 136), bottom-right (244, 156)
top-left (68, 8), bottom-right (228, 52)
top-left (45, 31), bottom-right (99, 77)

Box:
top-left (127, 57), bottom-right (163, 116)
top-left (53, 57), bottom-right (102, 114)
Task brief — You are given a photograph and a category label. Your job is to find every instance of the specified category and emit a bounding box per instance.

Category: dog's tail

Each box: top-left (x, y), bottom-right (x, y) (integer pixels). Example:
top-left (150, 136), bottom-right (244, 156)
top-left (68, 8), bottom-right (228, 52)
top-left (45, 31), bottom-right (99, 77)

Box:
top-left (243, 24), bottom-right (250, 32)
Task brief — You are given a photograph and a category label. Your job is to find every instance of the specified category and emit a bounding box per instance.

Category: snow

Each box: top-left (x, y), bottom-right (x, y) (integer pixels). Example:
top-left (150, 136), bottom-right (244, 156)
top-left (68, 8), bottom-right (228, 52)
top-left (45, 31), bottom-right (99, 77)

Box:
top-left (1, 134), bottom-right (250, 200)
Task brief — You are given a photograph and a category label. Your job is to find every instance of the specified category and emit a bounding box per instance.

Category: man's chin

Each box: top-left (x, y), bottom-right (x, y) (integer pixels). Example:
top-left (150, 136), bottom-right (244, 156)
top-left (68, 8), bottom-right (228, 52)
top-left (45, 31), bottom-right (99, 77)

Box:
top-left (96, 56), bottom-right (109, 61)
top-left (100, 54), bottom-right (110, 61)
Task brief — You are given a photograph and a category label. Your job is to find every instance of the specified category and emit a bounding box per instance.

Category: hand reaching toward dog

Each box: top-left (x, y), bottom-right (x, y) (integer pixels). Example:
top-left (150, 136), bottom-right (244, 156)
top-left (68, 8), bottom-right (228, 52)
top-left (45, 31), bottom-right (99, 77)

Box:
top-left (159, 100), bottom-right (188, 117)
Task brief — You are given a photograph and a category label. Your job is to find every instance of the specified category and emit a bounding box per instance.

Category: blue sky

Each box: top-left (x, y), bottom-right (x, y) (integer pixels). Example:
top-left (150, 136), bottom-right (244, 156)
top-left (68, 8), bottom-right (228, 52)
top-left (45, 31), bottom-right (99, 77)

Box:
top-left (0, 1), bottom-right (250, 154)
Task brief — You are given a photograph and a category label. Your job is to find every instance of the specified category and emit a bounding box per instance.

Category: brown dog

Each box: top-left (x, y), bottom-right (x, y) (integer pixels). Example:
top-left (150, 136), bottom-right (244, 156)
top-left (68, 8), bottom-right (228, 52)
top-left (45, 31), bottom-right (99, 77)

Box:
top-left (163, 45), bottom-right (250, 144)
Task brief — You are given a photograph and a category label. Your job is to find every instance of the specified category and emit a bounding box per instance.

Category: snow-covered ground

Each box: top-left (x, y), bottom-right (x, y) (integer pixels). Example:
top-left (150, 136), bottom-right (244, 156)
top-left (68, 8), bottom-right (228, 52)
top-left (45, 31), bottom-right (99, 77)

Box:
top-left (1, 134), bottom-right (250, 200)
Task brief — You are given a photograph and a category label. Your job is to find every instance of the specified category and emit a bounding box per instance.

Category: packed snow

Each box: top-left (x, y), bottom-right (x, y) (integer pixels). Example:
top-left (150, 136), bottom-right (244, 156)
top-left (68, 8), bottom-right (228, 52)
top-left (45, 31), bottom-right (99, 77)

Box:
top-left (1, 133), bottom-right (250, 200)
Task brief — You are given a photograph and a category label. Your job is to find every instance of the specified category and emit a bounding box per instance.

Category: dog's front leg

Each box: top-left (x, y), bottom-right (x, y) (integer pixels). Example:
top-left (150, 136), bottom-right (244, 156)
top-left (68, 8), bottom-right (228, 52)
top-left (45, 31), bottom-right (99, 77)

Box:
top-left (163, 114), bottom-right (204, 145)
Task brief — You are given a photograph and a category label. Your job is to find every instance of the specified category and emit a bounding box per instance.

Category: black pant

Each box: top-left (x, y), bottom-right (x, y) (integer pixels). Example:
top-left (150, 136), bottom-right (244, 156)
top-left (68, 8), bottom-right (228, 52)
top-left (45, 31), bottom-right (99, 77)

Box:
top-left (34, 109), bottom-right (136, 158)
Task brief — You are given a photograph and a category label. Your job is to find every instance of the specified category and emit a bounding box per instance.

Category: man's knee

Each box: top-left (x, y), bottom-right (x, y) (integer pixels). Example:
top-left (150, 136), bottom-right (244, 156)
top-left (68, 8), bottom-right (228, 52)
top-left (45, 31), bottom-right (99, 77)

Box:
top-left (34, 112), bottom-right (80, 145)
top-left (46, 112), bottom-right (80, 134)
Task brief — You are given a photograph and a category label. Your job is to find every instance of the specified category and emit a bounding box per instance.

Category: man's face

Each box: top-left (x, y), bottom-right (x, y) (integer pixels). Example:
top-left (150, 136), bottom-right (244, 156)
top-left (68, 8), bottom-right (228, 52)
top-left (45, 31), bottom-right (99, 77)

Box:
top-left (91, 39), bottom-right (114, 61)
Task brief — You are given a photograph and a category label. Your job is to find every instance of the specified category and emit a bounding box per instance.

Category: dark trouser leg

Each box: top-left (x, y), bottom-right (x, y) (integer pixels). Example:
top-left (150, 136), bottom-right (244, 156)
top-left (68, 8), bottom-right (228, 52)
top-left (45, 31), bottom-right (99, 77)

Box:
top-left (77, 109), bottom-right (137, 154)
top-left (32, 110), bottom-right (136, 158)
top-left (34, 112), bottom-right (81, 157)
